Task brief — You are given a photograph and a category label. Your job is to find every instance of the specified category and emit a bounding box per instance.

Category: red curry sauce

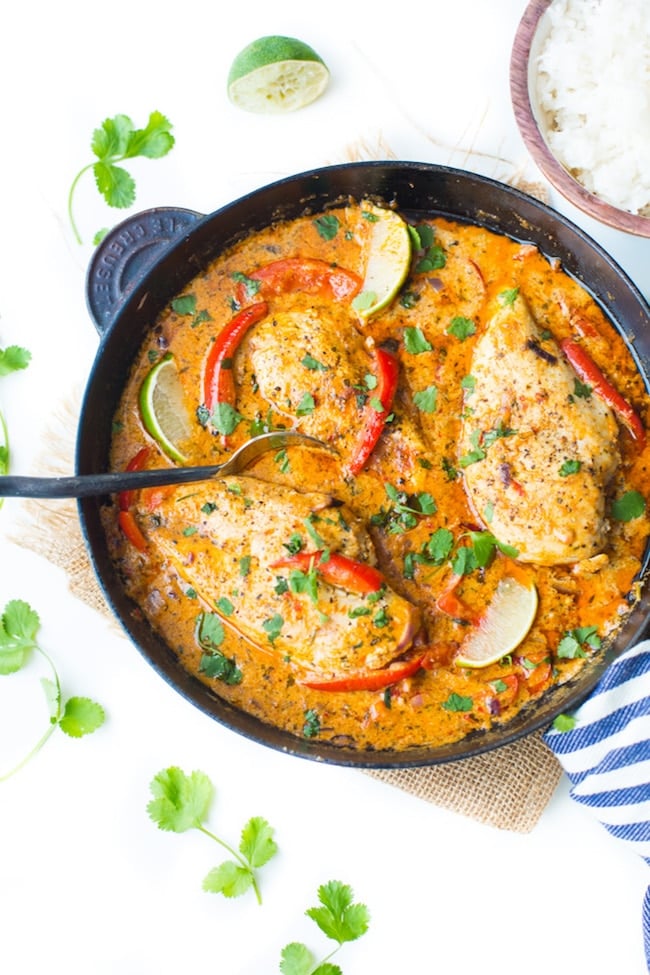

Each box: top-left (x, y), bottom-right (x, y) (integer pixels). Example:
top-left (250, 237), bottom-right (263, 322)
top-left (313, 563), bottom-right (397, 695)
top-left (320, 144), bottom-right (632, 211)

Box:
top-left (104, 203), bottom-right (650, 753)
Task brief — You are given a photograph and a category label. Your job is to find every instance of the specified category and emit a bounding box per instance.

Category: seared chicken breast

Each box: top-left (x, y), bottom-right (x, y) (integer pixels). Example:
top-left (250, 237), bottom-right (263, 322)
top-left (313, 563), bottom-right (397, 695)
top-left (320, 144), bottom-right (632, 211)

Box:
top-left (148, 474), bottom-right (420, 673)
top-left (246, 305), bottom-right (431, 482)
top-left (459, 295), bottom-right (619, 564)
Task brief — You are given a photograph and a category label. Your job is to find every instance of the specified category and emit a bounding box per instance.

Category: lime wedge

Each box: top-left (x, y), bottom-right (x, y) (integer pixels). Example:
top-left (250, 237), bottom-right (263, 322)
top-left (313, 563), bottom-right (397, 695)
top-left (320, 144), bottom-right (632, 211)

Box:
top-left (139, 354), bottom-right (192, 463)
top-left (455, 577), bottom-right (538, 669)
top-left (353, 204), bottom-right (412, 320)
top-left (227, 35), bottom-right (329, 114)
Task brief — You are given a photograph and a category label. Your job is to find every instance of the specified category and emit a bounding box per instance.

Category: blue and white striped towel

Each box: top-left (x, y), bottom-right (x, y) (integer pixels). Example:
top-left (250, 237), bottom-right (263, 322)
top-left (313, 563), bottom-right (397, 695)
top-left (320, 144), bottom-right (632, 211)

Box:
top-left (544, 640), bottom-right (650, 973)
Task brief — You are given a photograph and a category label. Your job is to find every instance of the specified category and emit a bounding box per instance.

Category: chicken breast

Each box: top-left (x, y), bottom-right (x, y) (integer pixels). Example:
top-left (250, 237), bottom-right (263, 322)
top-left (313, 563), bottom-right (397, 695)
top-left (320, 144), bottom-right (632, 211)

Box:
top-left (246, 305), bottom-right (432, 483)
top-left (459, 295), bottom-right (619, 564)
top-left (147, 474), bottom-right (420, 673)
top-left (246, 306), bottom-right (367, 449)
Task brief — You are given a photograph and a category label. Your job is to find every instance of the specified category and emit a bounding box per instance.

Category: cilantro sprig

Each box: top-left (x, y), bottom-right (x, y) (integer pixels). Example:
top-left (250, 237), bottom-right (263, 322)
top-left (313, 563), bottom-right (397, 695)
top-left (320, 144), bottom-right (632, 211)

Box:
top-left (280, 881), bottom-right (370, 975)
top-left (147, 766), bottom-right (277, 904)
top-left (68, 111), bottom-right (175, 245)
top-left (0, 345), bottom-right (31, 495)
top-left (0, 600), bottom-right (105, 781)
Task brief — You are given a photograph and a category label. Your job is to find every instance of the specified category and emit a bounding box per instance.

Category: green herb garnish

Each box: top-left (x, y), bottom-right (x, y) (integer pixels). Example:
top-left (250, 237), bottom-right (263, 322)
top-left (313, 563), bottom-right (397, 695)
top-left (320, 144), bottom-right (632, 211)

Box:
top-left (0, 600), bottom-right (105, 781)
top-left (280, 881), bottom-right (370, 975)
top-left (611, 490), bottom-right (646, 522)
top-left (68, 111), bottom-right (175, 244)
top-left (147, 766), bottom-right (277, 904)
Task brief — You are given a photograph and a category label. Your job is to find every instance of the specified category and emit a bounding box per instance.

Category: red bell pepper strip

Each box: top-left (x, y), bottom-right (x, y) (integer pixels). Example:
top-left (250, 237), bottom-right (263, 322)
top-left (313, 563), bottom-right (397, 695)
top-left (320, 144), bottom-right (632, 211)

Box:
top-left (271, 550), bottom-right (384, 595)
top-left (347, 347), bottom-right (400, 476)
top-left (118, 447), bottom-right (150, 511)
top-left (235, 258), bottom-right (362, 306)
top-left (300, 653), bottom-right (425, 692)
top-left (435, 574), bottom-right (480, 625)
top-left (118, 509), bottom-right (148, 551)
top-left (203, 301), bottom-right (269, 413)
top-left (561, 339), bottom-right (645, 444)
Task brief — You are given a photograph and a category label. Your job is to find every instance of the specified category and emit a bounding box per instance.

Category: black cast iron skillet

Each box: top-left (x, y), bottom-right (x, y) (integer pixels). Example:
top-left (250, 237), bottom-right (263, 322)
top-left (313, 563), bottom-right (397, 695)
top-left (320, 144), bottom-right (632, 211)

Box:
top-left (77, 161), bottom-right (650, 768)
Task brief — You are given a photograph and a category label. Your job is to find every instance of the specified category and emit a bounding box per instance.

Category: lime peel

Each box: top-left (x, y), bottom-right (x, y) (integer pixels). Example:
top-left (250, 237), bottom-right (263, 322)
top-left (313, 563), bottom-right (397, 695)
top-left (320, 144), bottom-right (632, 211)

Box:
top-left (227, 35), bottom-right (329, 114)
top-left (139, 354), bottom-right (192, 463)
top-left (455, 577), bottom-right (538, 669)
top-left (354, 204), bottom-right (412, 320)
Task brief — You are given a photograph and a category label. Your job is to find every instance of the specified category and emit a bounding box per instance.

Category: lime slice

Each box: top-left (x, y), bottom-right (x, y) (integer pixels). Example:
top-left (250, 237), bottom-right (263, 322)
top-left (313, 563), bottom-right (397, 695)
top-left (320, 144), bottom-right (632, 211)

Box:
top-left (139, 354), bottom-right (192, 463)
top-left (353, 204), bottom-right (412, 320)
top-left (227, 35), bottom-right (329, 114)
top-left (455, 577), bottom-right (538, 669)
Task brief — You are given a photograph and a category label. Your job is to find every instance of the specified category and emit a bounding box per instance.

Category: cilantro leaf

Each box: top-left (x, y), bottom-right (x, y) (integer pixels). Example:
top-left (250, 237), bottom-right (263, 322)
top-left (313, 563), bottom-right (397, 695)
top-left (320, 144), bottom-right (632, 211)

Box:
top-left (147, 767), bottom-right (214, 833)
top-left (240, 816), bottom-right (278, 868)
top-left (280, 942), bottom-right (317, 975)
top-left (202, 861), bottom-right (253, 898)
top-left (612, 490), bottom-right (646, 522)
top-left (413, 384), bottom-right (438, 413)
top-left (93, 161), bottom-right (136, 209)
top-left (442, 692), bottom-right (473, 712)
top-left (68, 111), bottom-right (175, 244)
top-left (0, 599), bottom-right (40, 674)
top-left (58, 697), bottom-right (106, 738)
top-left (0, 345), bottom-right (31, 377)
top-left (307, 881), bottom-right (370, 944)
top-left (553, 713), bottom-right (577, 732)
top-left (210, 401), bottom-right (244, 436)
top-left (403, 326), bottom-right (432, 354)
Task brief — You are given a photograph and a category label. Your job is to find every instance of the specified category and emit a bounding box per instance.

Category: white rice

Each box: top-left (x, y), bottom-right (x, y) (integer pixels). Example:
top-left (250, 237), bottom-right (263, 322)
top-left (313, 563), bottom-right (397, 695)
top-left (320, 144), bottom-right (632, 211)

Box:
top-left (535, 0), bottom-right (650, 216)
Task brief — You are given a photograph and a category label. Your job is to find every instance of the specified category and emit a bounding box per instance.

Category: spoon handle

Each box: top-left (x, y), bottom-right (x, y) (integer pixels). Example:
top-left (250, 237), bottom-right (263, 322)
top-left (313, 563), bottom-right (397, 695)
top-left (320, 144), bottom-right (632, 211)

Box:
top-left (0, 465), bottom-right (227, 499)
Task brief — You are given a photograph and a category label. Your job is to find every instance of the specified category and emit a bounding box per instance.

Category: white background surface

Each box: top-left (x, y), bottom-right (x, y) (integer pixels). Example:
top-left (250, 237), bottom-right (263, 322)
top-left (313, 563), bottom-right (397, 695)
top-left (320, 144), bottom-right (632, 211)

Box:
top-left (1, 2), bottom-right (648, 973)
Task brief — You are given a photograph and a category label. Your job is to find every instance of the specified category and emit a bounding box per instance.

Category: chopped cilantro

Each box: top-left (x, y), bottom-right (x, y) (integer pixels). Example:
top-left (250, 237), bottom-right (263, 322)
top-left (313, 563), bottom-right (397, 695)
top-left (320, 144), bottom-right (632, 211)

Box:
top-left (447, 316), bottom-right (476, 341)
top-left (302, 708), bottom-right (321, 738)
top-left (442, 692), bottom-right (473, 712)
top-left (262, 614), bottom-right (284, 644)
top-left (296, 392), bottom-right (315, 416)
top-left (301, 353), bottom-right (329, 371)
top-left (612, 490), bottom-right (646, 522)
top-left (559, 459), bottom-right (581, 477)
top-left (403, 326), bottom-right (433, 354)
top-left (413, 384), bottom-right (438, 413)
top-left (498, 287), bottom-right (519, 306)
top-left (313, 214), bottom-right (340, 240)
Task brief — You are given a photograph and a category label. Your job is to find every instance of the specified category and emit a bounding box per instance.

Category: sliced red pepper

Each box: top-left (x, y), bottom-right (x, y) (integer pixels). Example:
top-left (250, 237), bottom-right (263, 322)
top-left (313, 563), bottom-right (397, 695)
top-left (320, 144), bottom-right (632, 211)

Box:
top-left (347, 347), bottom-right (400, 476)
top-left (493, 673), bottom-right (520, 708)
top-left (118, 447), bottom-right (150, 510)
top-left (525, 661), bottom-right (553, 693)
top-left (203, 301), bottom-right (268, 413)
top-left (435, 574), bottom-right (480, 625)
top-left (235, 258), bottom-right (362, 306)
top-left (561, 339), bottom-right (645, 444)
top-left (271, 549), bottom-right (384, 595)
top-left (300, 654), bottom-right (425, 692)
top-left (118, 509), bottom-right (148, 551)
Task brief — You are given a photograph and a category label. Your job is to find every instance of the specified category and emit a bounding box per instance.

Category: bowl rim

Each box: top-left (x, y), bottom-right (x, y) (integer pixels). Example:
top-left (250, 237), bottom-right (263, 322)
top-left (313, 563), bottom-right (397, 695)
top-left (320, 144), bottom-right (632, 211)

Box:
top-left (510, 0), bottom-right (650, 238)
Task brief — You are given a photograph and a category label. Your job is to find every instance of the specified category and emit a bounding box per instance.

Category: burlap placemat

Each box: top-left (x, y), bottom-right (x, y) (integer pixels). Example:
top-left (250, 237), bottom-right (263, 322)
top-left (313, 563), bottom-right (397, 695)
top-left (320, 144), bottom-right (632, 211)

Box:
top-left (5, 136), bottom-right (566, 832)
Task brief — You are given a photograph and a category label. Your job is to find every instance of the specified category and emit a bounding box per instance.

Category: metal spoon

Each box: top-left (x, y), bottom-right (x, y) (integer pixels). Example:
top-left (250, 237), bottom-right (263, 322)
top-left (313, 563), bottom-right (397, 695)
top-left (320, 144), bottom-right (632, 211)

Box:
top-left (0, 431), bottom-right (335, 500)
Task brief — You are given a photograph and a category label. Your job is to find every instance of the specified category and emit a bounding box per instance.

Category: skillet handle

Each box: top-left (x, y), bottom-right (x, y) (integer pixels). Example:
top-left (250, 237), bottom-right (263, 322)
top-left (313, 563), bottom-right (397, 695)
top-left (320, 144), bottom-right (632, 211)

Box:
top-left (85, 206), bottom-right (204, 336)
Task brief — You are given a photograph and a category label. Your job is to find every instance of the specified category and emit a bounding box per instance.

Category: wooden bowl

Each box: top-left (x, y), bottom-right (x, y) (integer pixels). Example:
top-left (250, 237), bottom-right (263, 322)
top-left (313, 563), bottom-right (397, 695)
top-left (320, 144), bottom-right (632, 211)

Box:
top-left (510, 0), bottom-right (650, 238)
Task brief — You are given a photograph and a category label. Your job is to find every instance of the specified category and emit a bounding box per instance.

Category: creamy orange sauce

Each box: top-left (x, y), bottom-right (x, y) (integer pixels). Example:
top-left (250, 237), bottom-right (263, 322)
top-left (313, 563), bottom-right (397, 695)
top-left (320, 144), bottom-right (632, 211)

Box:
top-left (104, 203), bottom-right (650, 753)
